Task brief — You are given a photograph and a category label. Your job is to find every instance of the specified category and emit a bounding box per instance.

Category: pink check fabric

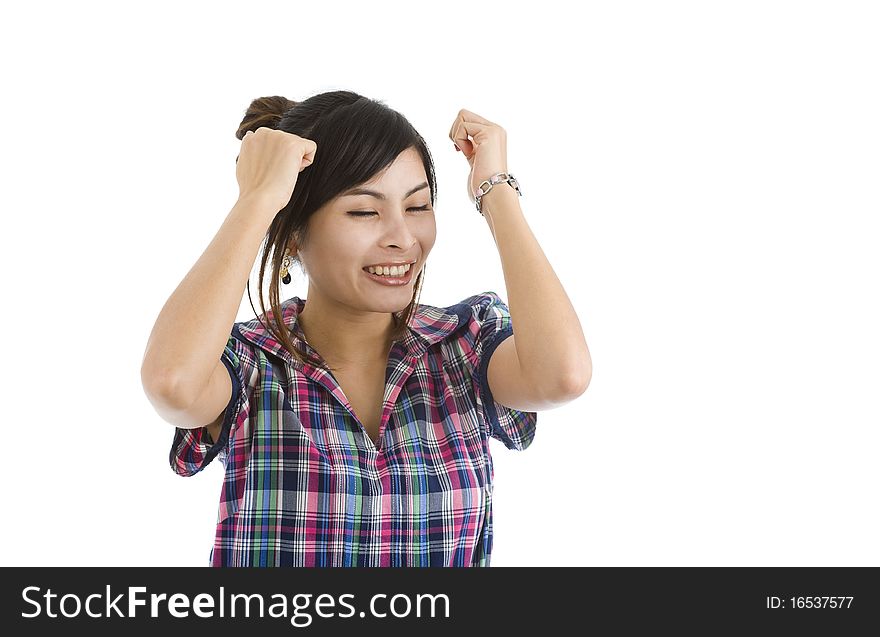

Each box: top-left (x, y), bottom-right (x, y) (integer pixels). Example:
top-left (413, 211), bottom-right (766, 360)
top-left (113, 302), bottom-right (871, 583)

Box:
top-left (169, 291), bottom-right (537, 567)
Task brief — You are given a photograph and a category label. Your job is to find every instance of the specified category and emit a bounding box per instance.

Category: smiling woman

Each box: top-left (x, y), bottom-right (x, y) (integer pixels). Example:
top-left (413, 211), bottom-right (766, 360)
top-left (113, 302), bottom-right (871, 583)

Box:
top-left (142, 89), bottom-right (545, 568)
top-left (286, 141), bottom-right (439, 351)
top-left (231, 93), bottom-right (441, 371)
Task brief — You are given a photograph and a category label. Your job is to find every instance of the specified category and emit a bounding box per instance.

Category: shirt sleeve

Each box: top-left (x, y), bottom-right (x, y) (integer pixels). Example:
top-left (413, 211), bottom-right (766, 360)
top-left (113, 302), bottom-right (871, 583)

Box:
top-left (168, 331), bottom-right (255, 477)
top-left (463, 291), bottom-right (538, 451)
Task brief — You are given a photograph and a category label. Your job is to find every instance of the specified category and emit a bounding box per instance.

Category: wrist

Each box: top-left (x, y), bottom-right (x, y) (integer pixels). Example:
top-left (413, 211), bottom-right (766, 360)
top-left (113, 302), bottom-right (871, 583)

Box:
top-left (478, 181), bottom-right (521, 217)
top-left (234, 192), bottom-right (283, 225)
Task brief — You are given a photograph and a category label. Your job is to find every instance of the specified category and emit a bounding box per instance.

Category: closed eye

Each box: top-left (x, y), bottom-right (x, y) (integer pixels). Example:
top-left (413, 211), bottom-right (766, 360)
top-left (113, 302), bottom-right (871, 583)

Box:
top-left (348, 205), bottom-right (433, 217)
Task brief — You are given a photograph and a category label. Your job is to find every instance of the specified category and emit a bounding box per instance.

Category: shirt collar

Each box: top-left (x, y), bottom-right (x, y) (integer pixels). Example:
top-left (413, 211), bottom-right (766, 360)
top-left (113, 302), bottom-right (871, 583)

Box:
top-left (234, 296), bottom-right (468, 369)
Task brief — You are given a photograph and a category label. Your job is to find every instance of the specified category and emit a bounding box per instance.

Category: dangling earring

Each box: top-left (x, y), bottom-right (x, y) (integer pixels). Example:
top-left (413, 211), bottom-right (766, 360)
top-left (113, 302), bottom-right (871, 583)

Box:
top-left (280, 247), bottom-right (293, 284)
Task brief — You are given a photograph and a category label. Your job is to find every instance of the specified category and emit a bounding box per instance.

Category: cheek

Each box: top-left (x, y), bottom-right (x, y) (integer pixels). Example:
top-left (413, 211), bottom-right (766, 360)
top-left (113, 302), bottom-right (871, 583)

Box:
top-left (418, 219), bottom-right (438, 249)
top-left (316, 231), bottom-right (369, 263)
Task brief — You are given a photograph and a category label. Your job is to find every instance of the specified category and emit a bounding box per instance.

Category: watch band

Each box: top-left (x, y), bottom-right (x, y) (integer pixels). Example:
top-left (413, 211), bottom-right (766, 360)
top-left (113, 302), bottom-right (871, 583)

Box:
top-left (474, 172), bottom-right (522, 215)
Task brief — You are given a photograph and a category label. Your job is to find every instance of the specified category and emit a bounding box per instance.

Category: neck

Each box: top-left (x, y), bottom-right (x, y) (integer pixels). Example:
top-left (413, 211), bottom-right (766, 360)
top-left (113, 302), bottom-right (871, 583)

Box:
top-left (296, 295), bottom-right (398, 367)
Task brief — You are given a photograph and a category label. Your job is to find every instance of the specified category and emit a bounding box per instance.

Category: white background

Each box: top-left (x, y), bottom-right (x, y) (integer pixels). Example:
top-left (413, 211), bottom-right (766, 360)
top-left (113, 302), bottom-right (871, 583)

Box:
top-left (1, 0), bottom-right (877, 567)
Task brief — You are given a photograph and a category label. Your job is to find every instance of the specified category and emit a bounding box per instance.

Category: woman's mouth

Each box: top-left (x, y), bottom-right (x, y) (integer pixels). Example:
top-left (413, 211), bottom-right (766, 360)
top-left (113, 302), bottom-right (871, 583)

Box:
top-left (362, 263), bottom-right (415, 286)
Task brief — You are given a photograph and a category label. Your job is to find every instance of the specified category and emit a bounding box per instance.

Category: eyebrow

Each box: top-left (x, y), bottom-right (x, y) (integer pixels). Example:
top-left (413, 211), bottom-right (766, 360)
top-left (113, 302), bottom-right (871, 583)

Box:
top-left (340, 181), bottom-right (429, 200)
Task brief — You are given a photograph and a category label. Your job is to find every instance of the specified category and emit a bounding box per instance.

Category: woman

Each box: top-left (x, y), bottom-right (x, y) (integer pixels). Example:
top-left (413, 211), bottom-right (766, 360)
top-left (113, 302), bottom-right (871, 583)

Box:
top-left (141, 90), bottom-right (591, 567)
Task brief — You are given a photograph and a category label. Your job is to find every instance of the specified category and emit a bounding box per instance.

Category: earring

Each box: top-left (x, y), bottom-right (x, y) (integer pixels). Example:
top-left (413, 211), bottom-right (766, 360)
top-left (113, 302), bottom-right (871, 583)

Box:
top-left (280, 247), bottom-right (293, 284)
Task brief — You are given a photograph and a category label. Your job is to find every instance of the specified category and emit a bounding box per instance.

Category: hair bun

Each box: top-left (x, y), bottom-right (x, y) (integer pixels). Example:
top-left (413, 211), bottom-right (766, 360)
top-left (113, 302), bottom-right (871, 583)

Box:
top-left (236, 95), bottom-right (298, 139)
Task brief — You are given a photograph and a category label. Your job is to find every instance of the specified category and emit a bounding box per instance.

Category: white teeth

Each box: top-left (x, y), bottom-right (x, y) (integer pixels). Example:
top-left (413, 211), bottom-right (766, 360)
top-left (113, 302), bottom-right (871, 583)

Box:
top-left (366, 263), bottom-right (411, 276)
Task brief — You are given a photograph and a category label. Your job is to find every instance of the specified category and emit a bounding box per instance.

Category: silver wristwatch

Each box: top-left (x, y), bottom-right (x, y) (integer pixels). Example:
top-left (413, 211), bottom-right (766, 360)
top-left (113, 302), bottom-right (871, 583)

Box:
top-left (474, 172), bottom-right (522, 215)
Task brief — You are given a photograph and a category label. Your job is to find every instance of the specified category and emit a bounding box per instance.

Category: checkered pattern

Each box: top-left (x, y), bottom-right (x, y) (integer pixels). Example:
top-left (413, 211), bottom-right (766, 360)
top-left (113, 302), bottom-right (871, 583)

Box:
top-left (169, 291), bottom-right (537, 566)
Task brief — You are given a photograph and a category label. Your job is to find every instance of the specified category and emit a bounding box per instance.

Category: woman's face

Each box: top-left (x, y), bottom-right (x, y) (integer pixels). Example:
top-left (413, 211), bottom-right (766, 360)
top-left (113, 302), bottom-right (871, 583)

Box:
top-left (295, 147), bottom-right (436, 314)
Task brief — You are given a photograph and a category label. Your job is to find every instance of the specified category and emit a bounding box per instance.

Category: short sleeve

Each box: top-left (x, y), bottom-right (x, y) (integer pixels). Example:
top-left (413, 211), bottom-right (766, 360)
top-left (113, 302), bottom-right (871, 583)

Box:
top-left (463, 291), bottom-right (537, 451)
top-left (168, 332), bottom-right (255, 477)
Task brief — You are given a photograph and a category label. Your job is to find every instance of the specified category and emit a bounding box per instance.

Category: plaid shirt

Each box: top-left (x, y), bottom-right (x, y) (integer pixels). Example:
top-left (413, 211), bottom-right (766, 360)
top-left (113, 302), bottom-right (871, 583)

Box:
top-left (169, 291), bottom-right (537, 567)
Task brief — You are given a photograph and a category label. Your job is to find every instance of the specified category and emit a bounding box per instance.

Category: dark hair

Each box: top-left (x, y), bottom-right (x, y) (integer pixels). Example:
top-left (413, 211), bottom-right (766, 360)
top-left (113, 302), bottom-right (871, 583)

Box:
top-left (235, 91), bottom-right (437, 372)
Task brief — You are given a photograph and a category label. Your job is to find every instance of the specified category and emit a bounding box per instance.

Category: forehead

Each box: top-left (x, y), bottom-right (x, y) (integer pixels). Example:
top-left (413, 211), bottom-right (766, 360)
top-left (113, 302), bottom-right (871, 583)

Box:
top-left (340, 181), bottom-right (429, 201)
top-left (339, 149), bottom-right (428, 199)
